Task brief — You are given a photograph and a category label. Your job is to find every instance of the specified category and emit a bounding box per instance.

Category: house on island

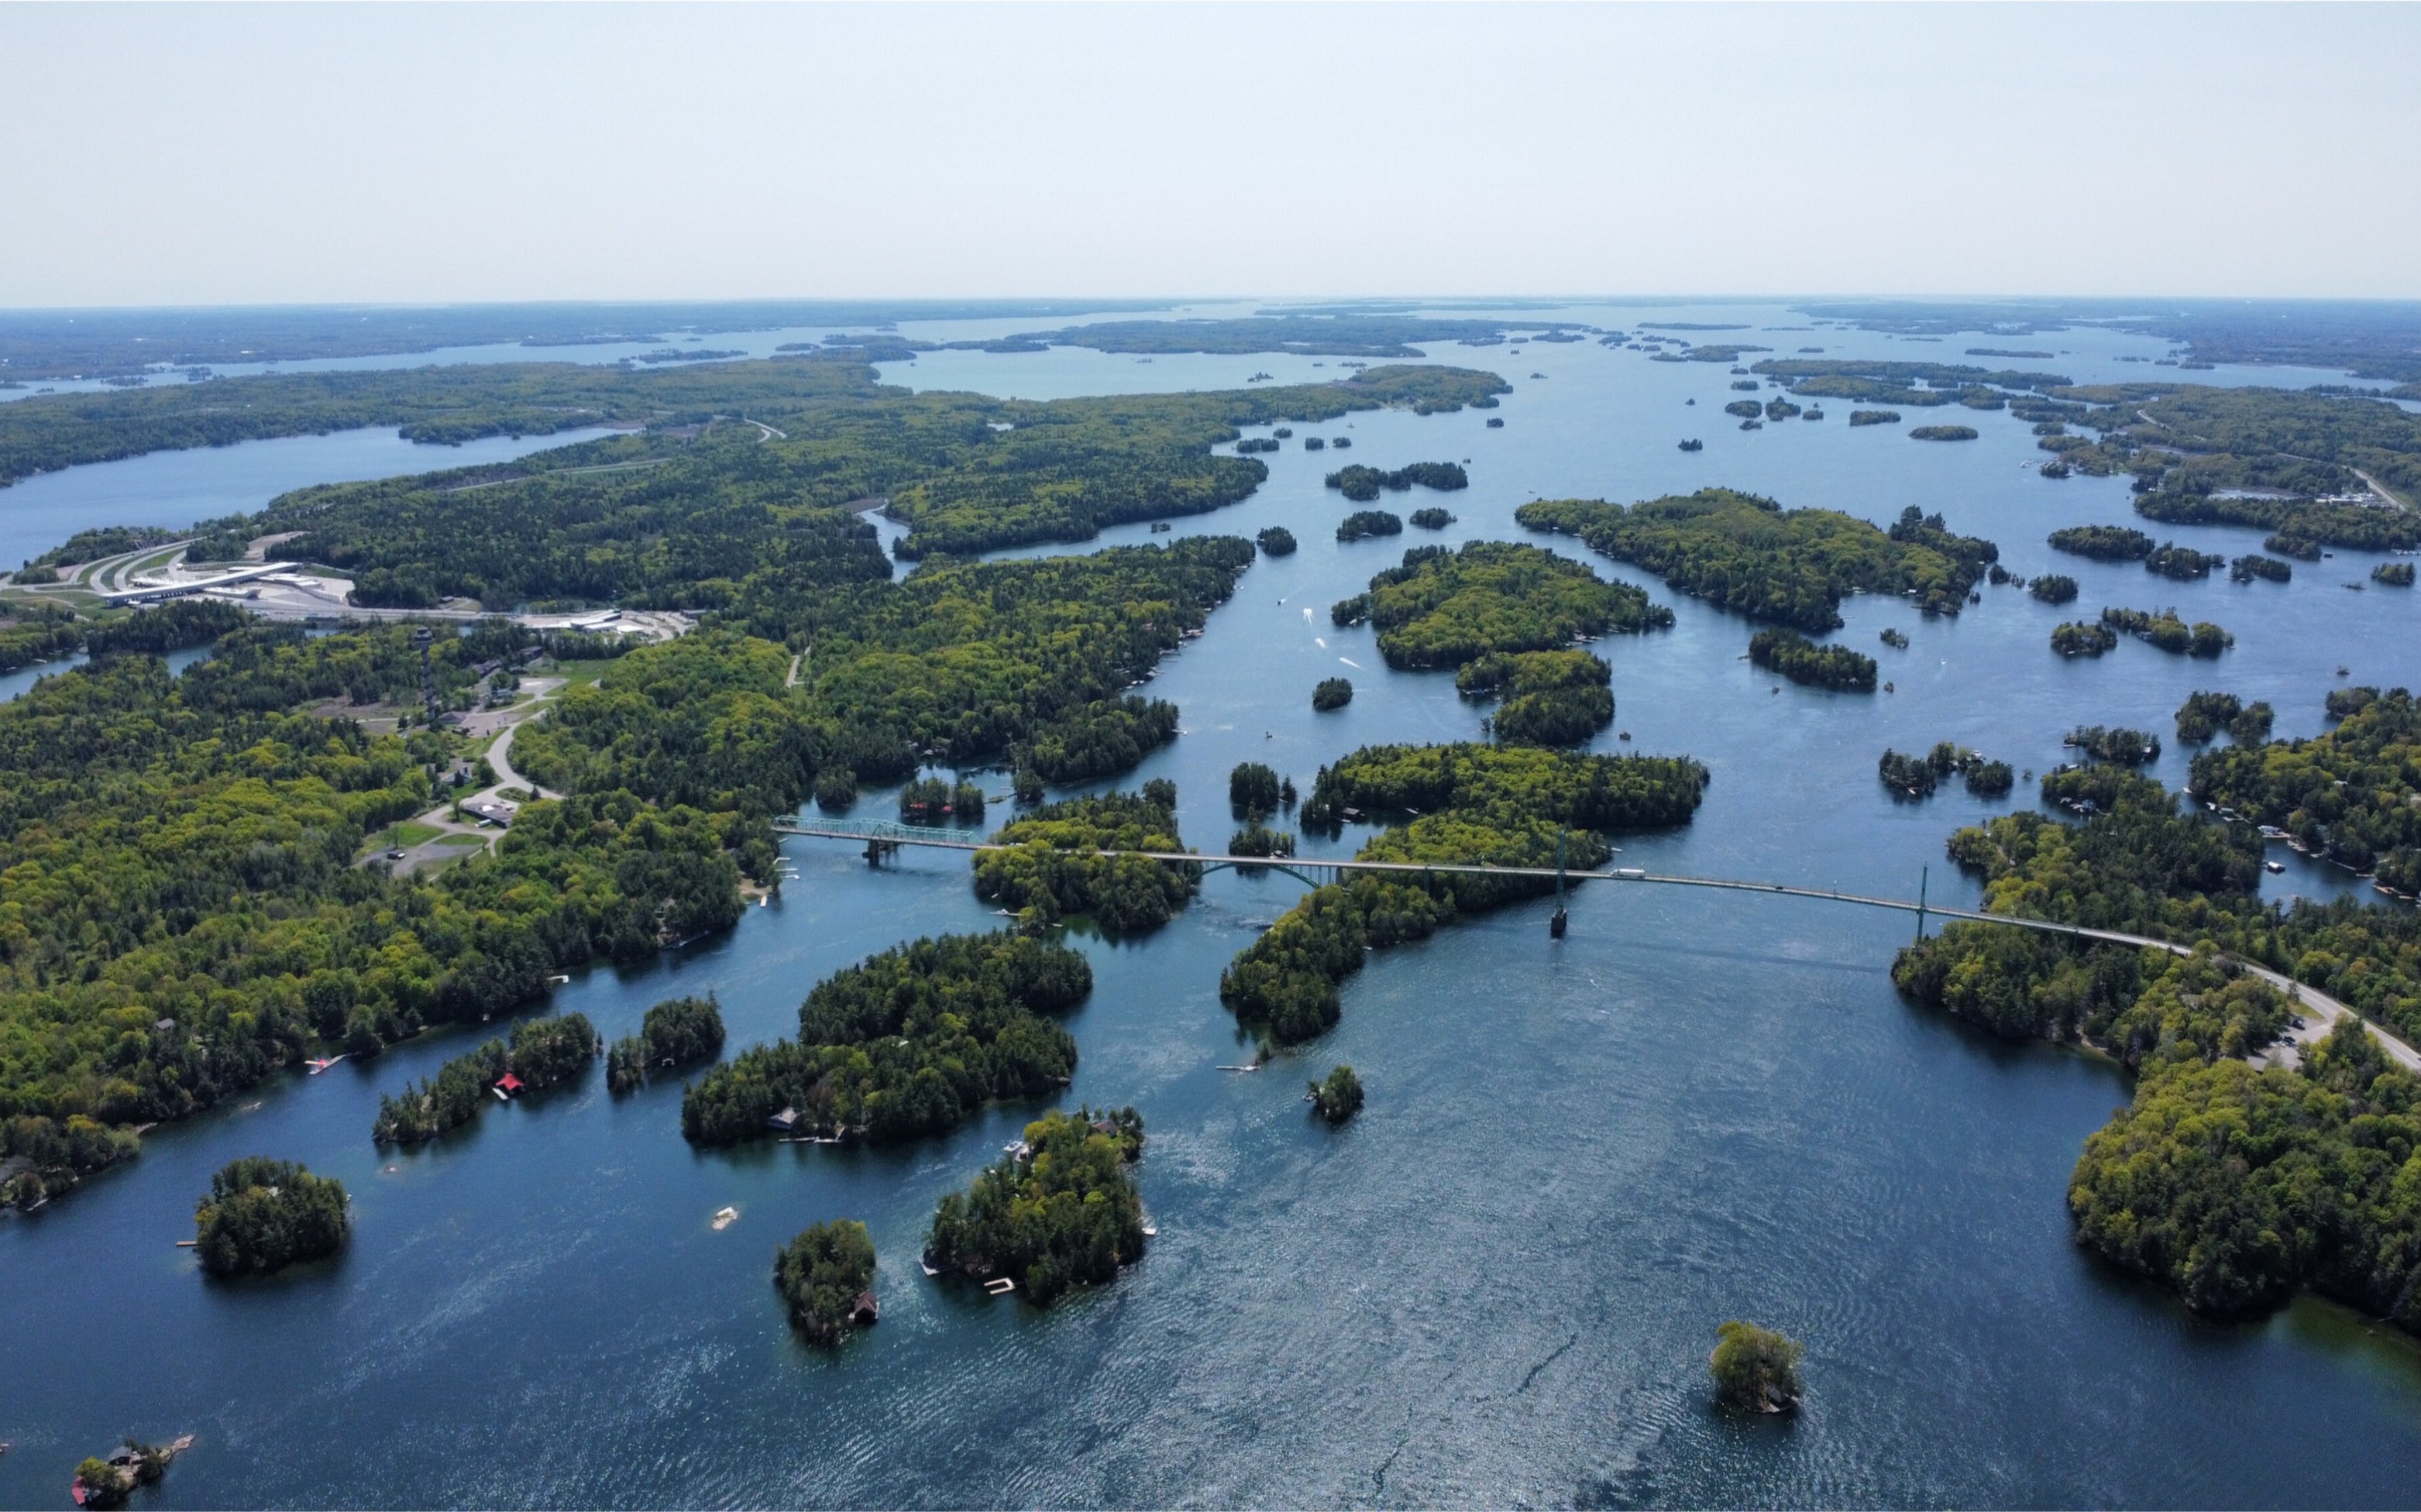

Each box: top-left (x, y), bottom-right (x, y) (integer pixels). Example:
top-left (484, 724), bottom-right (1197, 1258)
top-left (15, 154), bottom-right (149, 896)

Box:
top-left (492, 1072), bottom-right (524, 1101)
top-left (767, 1106), bottom-right (800, 1133)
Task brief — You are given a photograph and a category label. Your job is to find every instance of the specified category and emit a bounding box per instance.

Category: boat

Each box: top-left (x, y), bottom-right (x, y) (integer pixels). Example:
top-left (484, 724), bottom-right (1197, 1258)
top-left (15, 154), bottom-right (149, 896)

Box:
top-left (711, 1205), bottom-right (740, 1231)
top-left (2266, 861), bottom-right (2285, 874)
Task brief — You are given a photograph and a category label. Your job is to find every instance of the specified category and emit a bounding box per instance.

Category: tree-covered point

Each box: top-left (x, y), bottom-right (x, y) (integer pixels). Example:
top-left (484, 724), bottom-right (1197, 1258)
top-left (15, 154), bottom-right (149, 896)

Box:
top-left (193, 1156), bottom-right (349, 1278)
top-left (1723, 400), bottom-right (1763, 420)
top-left (607, 995), bottom-right (727, 1094)
top-left (1518, 491), bottom-right (1996, 631)
top-left (1256, 525), bottom-right (1298, 557)
top-left (373, 1013), bottom-right (600, 1144)
top-left (1312, 676), bottom-right (1353, 712)
top-left (2030, 574), bottom-right (2080, 604)
top-left (2048, 525), bottom-right (2155, 562)
top-left (1848, 410), bottom-right (1902, 426)
top-left (954, 313), bottom-right (1554, 359)
top-left (1909, 424), bottom-right (1980, 442)
top-left (1408, 507), bottom-right (1457, 530)
top-left (2174, 691), bottom-right (2275, 747)
top-left (1230, 821), bottom-right (1298, 858)
top-left (1879, 627), bottom-right (1910, 649)
top-left (2051, 620), bottom-right (2119, 657)
top-left (1336, 510), bottom-right (1404, 542)
top-left (2069, 1019), bottom-right (2421, 1325)
top-left (1459, 649), bottom-right (1616, 748)
top-left (1358, 541), bottom-right (1668, 671)
top-left (1749, 629), bottom-right (1876, 692)
top-left (2231, 553), bottom-right (2294, 583)
top-left (923, 1106), bottom-right (1147, 1304)
top-left (1229, 744), bottom-right (1709, 1046)
top-left (2189, 687), bottom-right (2421, 887)
top-left (972, 789), bottom-right (1197, 935)
top-left (1310, 1064), bottom-right (1364, 1124)
top-left (1751, 357), bottom-right (2072, 406)
top-left (681, 933), bottom-right (1090, 1148)
top-left (2099, 607), bottom-right (2233, 658)
top-left (773, 1218), bottom-right (878, 1345)
top-left (2377, 562), bottom-right (2417, 586)
top-left (2144, 543), bottom-right (2227, 581)
top-left (1325, 462), bottom-right (1469, 502)
top-left (1710, 1321), bottom-right (1804, 1414)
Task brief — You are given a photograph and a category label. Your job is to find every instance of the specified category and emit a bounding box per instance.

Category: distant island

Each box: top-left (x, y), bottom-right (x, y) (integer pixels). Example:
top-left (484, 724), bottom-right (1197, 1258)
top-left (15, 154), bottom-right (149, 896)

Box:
top-left (194, 1157), bottom-right (349, 1277)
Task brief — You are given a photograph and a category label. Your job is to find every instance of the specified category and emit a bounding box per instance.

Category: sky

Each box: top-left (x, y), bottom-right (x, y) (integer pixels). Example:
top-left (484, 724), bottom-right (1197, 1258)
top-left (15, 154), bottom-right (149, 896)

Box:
top-left (3, 2), bottom-right (2417, 308)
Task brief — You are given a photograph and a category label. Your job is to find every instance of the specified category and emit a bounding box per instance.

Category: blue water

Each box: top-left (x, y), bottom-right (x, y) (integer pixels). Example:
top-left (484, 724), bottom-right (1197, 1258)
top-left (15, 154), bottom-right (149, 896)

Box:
top-left (4, 322), bottom-right (2420, 1507)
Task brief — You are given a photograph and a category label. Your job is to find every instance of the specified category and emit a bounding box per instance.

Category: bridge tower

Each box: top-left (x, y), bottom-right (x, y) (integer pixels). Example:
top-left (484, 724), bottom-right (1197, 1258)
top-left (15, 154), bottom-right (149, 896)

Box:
top-left (1549, 827), bottom-right (1570, 940)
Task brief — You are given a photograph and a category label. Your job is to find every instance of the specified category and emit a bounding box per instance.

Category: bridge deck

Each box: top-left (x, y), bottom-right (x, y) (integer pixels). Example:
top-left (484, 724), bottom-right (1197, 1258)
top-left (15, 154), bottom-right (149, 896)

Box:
top-left (771, 818), bottom-right (2421, 1070)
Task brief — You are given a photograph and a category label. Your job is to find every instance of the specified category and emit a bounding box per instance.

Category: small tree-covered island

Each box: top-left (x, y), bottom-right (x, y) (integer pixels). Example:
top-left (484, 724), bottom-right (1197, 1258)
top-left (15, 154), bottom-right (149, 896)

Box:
top-left (923, 1106), bottom-right (1148, 1303)
top-left (193, 1157), bottom-right (349, 1278)
top-left (773, 1219), bottom-right (879, 1345)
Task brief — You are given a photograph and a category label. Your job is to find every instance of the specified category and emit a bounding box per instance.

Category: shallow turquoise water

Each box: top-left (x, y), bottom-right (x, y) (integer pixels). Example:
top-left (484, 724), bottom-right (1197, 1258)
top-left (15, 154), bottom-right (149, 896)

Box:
top-left (3, 320), bottom-right (2419, 1507)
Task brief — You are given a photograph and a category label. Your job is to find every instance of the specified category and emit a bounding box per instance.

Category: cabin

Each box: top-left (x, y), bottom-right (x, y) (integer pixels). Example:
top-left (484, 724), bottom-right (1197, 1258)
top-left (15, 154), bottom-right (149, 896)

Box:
top-left (767, 1105), bottom-right (800, 1132)
top-left (850, 1290), bottom-right (879, 1326)
top-left (493, 1072), bottom-right (524, 1099)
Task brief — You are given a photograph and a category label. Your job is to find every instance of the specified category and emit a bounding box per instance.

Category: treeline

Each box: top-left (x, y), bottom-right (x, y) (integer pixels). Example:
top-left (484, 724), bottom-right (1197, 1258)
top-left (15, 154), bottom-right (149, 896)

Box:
top-left (1225, 744), bottom-right (1708, 1045)
top-left (924, 1106), bottom-right (1147, 1304)
top-left (1749, 629), bottom-right (1876, 692)
top-left (679, 933), bottom-right (1089, 1147)
top-left (1360, 541), bottom-right (1667, 670)
top-left (971, 786), bottom-right (1198, 934)
top-left (371, 1013), bottom-right (600, 1144)
top-left (1518, 491), bottom-right (1996, 631)
top-left (1324, 462), bottom-right (1470, 501)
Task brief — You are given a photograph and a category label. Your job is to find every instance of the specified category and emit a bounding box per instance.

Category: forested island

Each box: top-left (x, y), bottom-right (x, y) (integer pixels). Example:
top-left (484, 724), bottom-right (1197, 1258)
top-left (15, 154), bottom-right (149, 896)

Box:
top-left (1312, 676), bottom-right (1353, 711)
top-left (2051, 620), bottom-right (2118, 657)
top-left (1408, 507), bottom-right (1456, 530)
top-left (193, 1156), bottom-right (349, 1277)
top-left (1909, 424), bottom-right (1979, 442)
top-left (1878, 743), bottom-right (2013, 799)
top-left (923, 1107), bottom-right (1147, 1304)
top-left (2030, 574), bottom-right (2080, 604)
top-left (1749, 629), bottom-right (1877, 692)
top-left (372, 1013), bottom-right (600, 1144)
top-left (971, 785), bottom-right (1196, 933)
top-left (1355, 541), bottom-right (1668, 670)
top-left (2173, 691), bottom-right (2274, 747)
top-left (1517, 491), bottom-right (1996, 630)
top-left (2232, 553), bottom-right (2293, 583)
top-left (607, 996), bottom-right (726, 1094)
top-left (2099, 607), bottom-right (2233, 657)
top-left (1309, 1064), bottom-right (1364, 1124)
top-left (2048, 526), bottom-right (2154, 562)
top-left (680, 933), bottom-right (1089, 1147)
top-left (1324, 462), bottom-right (1468, 501)
top-left (1337, 510), bottom-right (1404, 541)
top-left (1710, 1321), bottom-right (1803, 1414)
top-left (1224, 743), bottom-right (1708, 1045)
top-left (1256, 525), bottom-right (1297, 556)
top-left (773, 1219), bottom-right (879, 1345)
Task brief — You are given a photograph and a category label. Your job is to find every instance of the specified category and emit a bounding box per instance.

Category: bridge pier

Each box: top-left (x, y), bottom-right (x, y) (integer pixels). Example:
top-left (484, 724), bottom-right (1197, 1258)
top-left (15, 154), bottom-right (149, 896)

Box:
top-left (864, 838), bottom-right (899, 867)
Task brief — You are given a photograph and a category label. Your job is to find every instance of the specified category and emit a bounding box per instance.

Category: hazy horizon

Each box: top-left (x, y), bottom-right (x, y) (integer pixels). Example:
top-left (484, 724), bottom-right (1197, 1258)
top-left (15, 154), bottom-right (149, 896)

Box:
top-left (5, 2), bottom-right (2416, 308)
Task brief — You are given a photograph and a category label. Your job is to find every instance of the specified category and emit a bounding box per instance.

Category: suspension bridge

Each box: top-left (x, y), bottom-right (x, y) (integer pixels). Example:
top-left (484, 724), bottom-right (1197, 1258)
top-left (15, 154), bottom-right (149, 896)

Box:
top-left (768, 815), bottom-right (2419, 1071)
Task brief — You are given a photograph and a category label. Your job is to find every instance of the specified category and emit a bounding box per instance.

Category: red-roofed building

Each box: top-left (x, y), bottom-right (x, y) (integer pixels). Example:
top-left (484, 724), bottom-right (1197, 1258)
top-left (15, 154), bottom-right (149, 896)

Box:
top-left (494, 1073), bottom-right (524, 1098)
